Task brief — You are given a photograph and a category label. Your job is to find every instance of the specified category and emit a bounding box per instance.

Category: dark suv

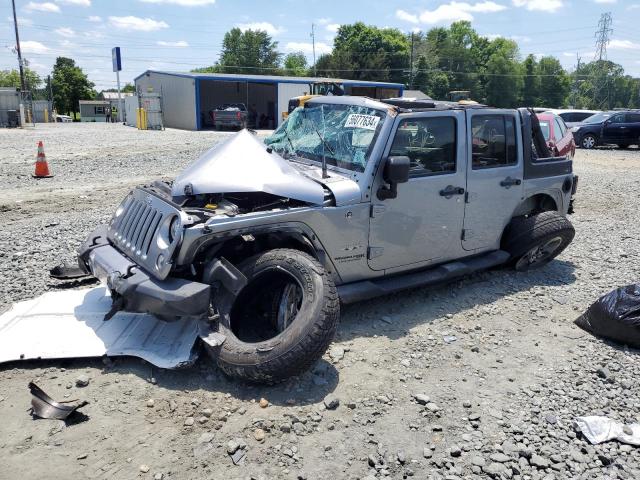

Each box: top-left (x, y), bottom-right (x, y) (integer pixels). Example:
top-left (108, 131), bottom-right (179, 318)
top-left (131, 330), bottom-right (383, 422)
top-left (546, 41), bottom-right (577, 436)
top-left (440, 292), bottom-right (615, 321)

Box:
top-left (572, 110), bottom-right (640, 149)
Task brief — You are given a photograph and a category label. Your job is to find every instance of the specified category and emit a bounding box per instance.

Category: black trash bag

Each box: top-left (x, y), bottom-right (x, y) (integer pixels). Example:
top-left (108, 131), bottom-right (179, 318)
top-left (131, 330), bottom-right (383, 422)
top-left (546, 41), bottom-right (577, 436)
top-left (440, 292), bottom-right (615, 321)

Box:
top-left (575, 284), bottom-right (640, 348)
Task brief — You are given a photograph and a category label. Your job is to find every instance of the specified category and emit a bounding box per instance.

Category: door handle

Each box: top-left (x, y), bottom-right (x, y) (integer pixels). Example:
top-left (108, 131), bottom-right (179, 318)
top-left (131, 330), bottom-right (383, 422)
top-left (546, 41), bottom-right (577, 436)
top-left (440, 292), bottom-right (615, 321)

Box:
top-left (439, 185), bottom-right (465, 197)
top-left (500, 177), bottom-right (522, 188)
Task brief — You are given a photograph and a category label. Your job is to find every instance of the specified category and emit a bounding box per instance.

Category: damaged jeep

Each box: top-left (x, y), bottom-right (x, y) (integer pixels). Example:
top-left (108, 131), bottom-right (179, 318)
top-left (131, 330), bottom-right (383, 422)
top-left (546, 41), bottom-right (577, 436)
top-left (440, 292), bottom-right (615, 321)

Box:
top-left (75, 96), bottom-right (577, 382)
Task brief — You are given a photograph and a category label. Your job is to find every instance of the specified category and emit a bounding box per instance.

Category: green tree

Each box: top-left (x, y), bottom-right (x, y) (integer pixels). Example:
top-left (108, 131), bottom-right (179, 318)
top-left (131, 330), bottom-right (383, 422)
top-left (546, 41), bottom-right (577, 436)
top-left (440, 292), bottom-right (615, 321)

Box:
top-left (522, 54), bottom-right (539, 106)
top-left (484, 40), bottom-right (523, 108)
top-left (218, 28), bottom-right (281, 74)
top-left (537, 56), bottom-right (569, 108)
top-left (284, 52), bottom-right (308, 76)
top-left (51, 57), bottom-right (95, 116)
top-left (0, 68), bottom-right (42, 91)
top-left (316, 23), bottom-right (409, 83)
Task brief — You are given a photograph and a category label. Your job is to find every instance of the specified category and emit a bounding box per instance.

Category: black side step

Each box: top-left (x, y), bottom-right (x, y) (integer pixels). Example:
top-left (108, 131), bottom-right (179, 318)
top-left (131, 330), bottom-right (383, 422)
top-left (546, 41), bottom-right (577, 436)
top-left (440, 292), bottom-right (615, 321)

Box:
top-left (337, 250), bottom-right (510, 304)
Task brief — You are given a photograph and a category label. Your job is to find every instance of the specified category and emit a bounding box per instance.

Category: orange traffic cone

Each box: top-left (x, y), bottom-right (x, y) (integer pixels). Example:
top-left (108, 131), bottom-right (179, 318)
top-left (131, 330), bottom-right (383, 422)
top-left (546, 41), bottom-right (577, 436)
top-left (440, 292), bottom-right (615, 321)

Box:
top-left (33, 141), bottom-right (52, 178)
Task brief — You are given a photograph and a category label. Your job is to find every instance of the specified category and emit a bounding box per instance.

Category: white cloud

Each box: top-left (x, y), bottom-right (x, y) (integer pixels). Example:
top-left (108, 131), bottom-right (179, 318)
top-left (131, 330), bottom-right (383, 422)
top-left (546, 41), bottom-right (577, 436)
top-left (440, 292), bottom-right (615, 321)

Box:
top-left (533, 52), bottom-right (545, 60)
top-left (236, 22), bottom-right (284, 36)
top-left (55, 27), bottom-right (74, 37)
top-left (593, 0), bottom-right (616, 3)
top-left (562, 52), bottom-right (575, 57)
top-left (8, 15), bottom-right (34, 26)
top-left (157, 40), bottom-right (189, 47)
top-left (326, 23), bottom-right (340, 33)
top-left (55, 0), bottom-right (91, 6)
top-left (317, 18), bottom-right (331, 25)
top-left (88, 15), bottom-right (101, 22)
top-left (140, 0), bottom-right (215, 5)
top-left (485, 33), bottom-right (531, 42)
top-left (417, 1), bottom-right (507, 25)
top-left (396, 9), bottom-right (419, 24)
top-left (108, 16), bottom-right (169, 31)
top-left (285, 41), bottom-right (332, 55)
top-left (512, 0), bottom-right (563, 12)
top-left (609, 39), bottom-right (640, 50)
top-left (628, 4), bottom-right (640, 9)
top-left (21, 40), bottom-right (50, 54)
top-left (24, 2), bottom-right (60, 13)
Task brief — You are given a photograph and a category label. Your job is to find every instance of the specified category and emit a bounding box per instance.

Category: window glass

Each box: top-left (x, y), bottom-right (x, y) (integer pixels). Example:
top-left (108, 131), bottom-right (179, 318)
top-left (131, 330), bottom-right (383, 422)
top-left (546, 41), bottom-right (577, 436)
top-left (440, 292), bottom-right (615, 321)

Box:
top-left (389, 116), bottom-right (456, 177)
top-left (95, 106), bottom-right (105, 114)
top-left (559, 112), bottom-right (573, 122)
top-left (472, 115), bottom-right (518, 169)
top-left (627, 114), bottom-right (640, 123)
top-left (610, 114), bottom-right (625, 124)
top-left (554, 117), bottom-right (566, 138)
top-left (539, 121), bottom-right (550, 141)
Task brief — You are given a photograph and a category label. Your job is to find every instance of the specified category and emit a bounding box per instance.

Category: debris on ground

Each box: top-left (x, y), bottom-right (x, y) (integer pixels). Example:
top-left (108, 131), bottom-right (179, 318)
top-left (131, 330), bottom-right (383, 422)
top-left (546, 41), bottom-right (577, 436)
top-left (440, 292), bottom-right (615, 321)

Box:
top-left (575, 284), bottom-right (640, 347)
top-left (28, 382), bottom-right (88, 420)
top-left (576, 416), bottom-right (640, 446)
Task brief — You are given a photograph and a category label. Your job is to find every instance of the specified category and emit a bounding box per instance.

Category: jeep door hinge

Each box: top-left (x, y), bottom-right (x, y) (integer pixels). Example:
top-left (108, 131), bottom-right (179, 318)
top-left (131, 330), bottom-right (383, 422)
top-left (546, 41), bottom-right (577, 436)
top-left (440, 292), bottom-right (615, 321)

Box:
top-left (367, 247), bottom-right (384, 259)
top-left (370, 204), bottom-right (386, 218)
top-left (461, 229), bottom-right (474, 241)
top-left (464, 191), bottom-right (470, 203)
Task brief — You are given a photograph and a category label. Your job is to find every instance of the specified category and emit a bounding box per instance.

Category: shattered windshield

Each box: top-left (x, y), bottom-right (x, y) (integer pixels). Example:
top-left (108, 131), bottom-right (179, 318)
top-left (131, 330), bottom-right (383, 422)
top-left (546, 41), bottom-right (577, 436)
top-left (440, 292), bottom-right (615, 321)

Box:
top-left (264, 103), bottom-right (386, 172)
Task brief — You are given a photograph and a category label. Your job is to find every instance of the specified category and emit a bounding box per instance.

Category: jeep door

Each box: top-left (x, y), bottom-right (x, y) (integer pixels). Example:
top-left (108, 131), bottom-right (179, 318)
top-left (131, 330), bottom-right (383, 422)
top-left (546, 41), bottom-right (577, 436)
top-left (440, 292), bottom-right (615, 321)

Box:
top-left (368, 111), bottom-right (467, 271)
top-left (462, 111), bottom-right (523, 252)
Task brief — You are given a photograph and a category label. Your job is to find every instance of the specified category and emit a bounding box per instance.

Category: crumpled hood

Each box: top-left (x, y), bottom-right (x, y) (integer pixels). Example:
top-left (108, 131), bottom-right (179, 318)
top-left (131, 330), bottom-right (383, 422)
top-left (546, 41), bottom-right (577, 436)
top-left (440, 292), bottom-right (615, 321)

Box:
top-left (171, 130), bottom-right (326, 205)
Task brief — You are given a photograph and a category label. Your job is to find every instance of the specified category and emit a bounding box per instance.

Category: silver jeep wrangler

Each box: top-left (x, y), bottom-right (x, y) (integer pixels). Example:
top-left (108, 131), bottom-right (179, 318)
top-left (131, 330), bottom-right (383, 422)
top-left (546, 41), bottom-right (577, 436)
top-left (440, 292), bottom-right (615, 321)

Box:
top-left (77, 96), bottom-right (577, 382)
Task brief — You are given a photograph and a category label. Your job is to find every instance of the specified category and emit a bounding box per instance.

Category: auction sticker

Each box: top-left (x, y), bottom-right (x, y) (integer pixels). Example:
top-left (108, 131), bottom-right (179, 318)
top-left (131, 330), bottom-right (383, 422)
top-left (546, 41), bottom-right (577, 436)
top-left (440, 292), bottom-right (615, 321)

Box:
top-left (344, 114), bottom-right (380, 130)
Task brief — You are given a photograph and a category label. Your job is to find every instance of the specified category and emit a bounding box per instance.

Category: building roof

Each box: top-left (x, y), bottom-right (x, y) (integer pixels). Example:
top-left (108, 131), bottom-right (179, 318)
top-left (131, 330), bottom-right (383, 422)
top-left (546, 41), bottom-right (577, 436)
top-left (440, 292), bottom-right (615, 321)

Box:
top-left (134, 70), bottom-right (404, 88)
top-left (99, 91), bottom-right (134, 99)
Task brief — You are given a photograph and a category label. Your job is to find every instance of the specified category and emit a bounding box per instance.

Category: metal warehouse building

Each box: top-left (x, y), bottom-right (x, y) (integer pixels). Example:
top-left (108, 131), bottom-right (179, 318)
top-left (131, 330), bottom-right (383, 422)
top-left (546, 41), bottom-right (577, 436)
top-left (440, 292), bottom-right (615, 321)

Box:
top-left (133, 70), bottom-right (404, 131)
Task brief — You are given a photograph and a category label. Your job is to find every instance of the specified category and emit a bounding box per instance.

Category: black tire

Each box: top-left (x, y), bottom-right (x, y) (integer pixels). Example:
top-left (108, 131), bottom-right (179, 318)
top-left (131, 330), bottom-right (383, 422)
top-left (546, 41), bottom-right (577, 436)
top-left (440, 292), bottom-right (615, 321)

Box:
top-left (581, 134), bottom-right (597, 149)
top-left (617, 144), bottom-right (630, 149)
top-left (502, 211), bottom-right (575, 272)
top-left (208, 248), bottom-right (339, 383)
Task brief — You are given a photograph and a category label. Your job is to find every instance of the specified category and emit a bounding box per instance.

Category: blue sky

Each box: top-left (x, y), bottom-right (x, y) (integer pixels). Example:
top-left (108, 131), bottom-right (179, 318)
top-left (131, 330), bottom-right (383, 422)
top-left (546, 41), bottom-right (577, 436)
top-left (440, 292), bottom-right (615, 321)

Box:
top-left (1, 0), bottom-right (639, 90)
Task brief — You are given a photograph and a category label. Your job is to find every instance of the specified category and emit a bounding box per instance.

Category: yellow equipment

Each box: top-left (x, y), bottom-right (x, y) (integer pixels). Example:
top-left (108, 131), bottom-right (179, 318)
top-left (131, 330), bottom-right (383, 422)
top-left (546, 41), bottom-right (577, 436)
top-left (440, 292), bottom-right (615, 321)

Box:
top-left (281, 82), bottom-right (345, 121)
top-left (447, 90), bottom-right (479, 105)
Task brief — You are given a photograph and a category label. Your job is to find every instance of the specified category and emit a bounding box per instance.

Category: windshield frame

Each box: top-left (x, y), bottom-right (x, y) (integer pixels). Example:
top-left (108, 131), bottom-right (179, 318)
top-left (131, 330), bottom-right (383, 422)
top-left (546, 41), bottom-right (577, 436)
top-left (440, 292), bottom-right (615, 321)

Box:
top-left (264, 102), bottom-right (388, 175)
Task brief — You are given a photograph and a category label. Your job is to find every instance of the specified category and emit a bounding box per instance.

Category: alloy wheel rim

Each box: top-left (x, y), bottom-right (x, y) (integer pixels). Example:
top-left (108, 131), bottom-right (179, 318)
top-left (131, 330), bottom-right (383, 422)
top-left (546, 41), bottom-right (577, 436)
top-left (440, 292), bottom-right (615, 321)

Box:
top-left (516, 236), bottom-right (563, 269)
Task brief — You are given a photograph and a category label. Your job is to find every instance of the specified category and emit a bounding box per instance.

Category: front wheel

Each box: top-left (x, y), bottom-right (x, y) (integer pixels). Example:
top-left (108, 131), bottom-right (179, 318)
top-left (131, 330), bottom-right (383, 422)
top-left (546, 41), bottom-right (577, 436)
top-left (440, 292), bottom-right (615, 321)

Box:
top-left (502, 211), bottom-right (575, 272)
top-left (581, 134), bottom-right (597, 149)
top-left (208, 249), bottom-right (339, 383)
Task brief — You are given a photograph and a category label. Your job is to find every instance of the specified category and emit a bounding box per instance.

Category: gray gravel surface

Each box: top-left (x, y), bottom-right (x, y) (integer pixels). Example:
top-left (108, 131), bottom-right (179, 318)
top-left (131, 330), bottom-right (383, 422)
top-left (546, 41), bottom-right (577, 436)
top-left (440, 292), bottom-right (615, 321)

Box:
top-left (1, 123), bottom-right (640, 480)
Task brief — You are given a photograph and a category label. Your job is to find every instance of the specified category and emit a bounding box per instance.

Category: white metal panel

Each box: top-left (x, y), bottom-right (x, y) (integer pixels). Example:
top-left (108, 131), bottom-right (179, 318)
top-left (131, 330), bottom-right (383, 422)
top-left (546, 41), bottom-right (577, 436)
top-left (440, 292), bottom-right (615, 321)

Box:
top-left (124, 95), bottom-right (138, 127)
top-left (135, 72), bottom-right (195, 130)
top-left (277, 82), bottom-right (309, 126)
top-left (0, 287), bottom-right (199, 369)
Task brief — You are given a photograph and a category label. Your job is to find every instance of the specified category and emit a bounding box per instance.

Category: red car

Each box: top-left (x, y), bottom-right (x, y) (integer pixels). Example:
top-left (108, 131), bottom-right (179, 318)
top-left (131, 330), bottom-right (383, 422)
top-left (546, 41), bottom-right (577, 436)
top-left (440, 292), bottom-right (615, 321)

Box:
top-left (536, 113), bottom-right (576, 159)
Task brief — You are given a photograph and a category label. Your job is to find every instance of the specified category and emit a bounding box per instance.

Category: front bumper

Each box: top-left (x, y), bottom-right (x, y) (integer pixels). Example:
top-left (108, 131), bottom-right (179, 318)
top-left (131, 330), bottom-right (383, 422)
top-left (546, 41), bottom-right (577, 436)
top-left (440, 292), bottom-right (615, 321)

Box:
top-left (78, 226), bottom-right (211, 319)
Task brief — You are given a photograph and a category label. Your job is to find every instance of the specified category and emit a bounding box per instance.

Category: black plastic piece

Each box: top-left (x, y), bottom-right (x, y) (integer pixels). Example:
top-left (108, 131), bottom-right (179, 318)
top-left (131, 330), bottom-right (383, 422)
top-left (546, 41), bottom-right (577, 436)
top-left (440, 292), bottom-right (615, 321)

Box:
top-left (202, 257), bottom-right (248, 295)
top-left (29, 382), bottom-right (88, 420)
top-left (377, 156), bottom-right (410, 200)
top-left (338, 250), bottom-right (510, 304)
top-left (439, 185), bottom-right (465, 197)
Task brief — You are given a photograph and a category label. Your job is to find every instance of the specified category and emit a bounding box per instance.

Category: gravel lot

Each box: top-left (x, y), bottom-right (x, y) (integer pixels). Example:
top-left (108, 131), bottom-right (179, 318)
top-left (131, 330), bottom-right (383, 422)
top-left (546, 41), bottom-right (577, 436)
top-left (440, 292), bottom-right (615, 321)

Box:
top-left (1, 123), bottom-right (640, 480)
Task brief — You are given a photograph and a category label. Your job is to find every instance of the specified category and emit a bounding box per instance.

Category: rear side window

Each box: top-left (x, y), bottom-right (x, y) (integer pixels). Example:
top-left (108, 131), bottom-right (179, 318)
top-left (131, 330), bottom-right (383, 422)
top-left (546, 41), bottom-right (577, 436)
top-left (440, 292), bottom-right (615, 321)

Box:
top-left (554, 117), bottom-right (566, 138)
top-left (559, 112), bottom-right (574, 122)
top-left (627, 113), bottom-right (640, 123)
top-left (610, 114), bottom-right (625, 124)
top-left (389, 116), bottom-right (457, 177)
top-left (471, 115), bottom-right (518, 169)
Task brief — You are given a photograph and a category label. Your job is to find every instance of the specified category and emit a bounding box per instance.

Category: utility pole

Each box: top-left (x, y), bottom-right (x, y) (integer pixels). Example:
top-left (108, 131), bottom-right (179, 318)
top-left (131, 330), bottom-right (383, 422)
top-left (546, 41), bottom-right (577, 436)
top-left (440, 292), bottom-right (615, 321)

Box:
top-left (11, 0), bottom-right (26, 94)
top-left (311, 23), bottom-right (317, 77)
top-left (409, 32), bottom-right (415, 89)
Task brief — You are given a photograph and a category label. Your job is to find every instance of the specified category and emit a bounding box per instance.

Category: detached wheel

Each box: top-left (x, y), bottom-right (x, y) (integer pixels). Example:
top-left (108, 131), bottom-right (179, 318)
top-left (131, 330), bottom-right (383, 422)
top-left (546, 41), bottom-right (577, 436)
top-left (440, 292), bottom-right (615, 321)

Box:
top-left (209, 249), bottom-right (339, 383)
top-left (581, 134), bottom-right (597, 149)
top-left (502, 211), bottom-right (575, 272)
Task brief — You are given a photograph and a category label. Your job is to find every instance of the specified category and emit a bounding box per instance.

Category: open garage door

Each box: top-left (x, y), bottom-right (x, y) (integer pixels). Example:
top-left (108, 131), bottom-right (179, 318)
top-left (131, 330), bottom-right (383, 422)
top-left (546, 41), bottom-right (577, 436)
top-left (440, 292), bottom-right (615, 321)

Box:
top-left (197, 79), bottom-right (277, 130)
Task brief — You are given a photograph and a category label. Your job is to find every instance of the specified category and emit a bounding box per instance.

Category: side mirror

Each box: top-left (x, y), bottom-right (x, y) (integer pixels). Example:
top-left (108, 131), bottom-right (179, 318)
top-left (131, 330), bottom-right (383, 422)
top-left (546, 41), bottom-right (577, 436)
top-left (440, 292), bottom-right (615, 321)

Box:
top-left (377, 156), bottom-right (410, 200)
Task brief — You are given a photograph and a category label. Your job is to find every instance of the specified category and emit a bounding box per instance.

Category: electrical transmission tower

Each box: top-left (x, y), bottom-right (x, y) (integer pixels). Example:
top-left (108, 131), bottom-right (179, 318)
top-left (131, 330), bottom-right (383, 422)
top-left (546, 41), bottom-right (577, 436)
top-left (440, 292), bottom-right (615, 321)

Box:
top-left (592, 12), bottom-right (613, 109)
top-left (594, 12), bottom-right (613, 61)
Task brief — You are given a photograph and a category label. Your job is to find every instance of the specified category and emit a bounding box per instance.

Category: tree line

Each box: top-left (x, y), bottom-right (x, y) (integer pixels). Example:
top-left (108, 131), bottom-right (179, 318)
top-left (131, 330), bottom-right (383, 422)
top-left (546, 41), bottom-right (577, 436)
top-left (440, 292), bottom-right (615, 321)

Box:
top-left (199, 21), bottom-right (640, 110)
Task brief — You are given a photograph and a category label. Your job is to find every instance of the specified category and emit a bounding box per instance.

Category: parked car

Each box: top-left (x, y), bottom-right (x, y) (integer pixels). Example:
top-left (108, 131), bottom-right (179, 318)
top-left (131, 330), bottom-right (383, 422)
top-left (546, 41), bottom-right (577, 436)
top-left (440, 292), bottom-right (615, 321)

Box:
top-left (210, 103), bottom-right (248, 130)
top-left (555, 110), bottom-right (600, 128)
top-left (572, 110), bottom-right (640, 149)
top-left (76, 97), bottom-right (577, 383)
top-left (536, 112), bottom-right (576, 159)
top-left (55, 114), bottom-right (73, 123)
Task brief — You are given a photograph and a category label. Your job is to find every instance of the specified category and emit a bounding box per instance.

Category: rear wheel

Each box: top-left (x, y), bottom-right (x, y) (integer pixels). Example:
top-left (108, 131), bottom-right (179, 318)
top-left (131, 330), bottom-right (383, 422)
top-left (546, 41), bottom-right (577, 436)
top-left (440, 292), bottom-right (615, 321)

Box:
top-left (208, 249), bottom-right (339, 383)
top-left (581, 134), bottom-right (597, 149)
top-left (502, 211), bottom-right (575, 272)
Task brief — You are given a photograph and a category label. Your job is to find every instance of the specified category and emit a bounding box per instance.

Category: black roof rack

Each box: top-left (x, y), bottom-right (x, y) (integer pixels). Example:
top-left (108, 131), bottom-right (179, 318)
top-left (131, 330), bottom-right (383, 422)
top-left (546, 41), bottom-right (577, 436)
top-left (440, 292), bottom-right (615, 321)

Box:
top-left (381, 97), bottom-right (489, 112)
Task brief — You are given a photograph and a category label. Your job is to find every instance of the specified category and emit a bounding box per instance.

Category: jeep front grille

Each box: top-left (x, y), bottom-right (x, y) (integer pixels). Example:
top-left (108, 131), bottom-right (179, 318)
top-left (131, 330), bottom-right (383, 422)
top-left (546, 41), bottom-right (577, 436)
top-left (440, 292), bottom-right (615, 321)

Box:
top-left (107, 187), bottom-right (183, 280)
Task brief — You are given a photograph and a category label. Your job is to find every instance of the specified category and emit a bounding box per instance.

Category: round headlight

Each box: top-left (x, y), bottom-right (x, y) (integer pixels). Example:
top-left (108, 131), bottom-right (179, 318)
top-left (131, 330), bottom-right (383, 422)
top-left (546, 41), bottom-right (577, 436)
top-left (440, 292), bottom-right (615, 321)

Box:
top-left (169, 216), bottom-right (182, 243)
